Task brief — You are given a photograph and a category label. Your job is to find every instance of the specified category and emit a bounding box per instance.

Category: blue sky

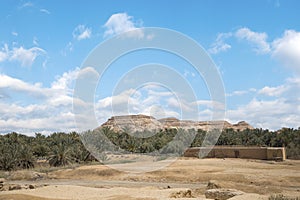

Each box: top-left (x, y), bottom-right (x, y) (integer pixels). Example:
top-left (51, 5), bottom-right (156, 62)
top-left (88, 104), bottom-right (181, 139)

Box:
top-left (0, 0), bottom-right (300, 134)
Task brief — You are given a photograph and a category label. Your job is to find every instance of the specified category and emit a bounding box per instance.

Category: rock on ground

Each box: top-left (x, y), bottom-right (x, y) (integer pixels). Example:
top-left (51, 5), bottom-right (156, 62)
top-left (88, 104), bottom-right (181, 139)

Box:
top-left (207, 180), bottom-right (222, 189)
top-left (8, 171), bottom-right (45, 181)
top-left (230, 193), bottom-right (268, 200)
top-left (205, 188), bottom-right (244, 200)
top-left (169, 189), bottom-right (194, 198)
top-left (8, 184), bottom-right (22, 191)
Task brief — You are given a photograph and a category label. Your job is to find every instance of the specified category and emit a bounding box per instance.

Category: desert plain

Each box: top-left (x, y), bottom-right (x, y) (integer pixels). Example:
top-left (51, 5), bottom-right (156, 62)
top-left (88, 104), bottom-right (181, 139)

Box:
top-left (0, 157), bottom-right (299, 200)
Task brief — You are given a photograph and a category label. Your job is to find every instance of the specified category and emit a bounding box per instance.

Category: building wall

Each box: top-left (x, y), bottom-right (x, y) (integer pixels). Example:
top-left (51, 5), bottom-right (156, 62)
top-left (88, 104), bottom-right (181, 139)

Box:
top-left (184, 146), bottom-right (286, 161)
top-left (267, 148), bottom-right (286, 160)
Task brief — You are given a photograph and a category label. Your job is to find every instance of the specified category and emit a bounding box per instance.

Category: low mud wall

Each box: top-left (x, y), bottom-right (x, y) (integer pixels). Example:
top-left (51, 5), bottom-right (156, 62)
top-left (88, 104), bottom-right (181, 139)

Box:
top-left (184, 146), bottom-right (286, 161)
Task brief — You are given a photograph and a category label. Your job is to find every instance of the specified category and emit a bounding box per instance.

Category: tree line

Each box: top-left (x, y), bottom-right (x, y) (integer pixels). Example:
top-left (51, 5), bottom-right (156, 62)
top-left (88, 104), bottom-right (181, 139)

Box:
top-left (0, 127), bottom-right (299, 171)
top-left (0, 132), bottom-right (91, 171)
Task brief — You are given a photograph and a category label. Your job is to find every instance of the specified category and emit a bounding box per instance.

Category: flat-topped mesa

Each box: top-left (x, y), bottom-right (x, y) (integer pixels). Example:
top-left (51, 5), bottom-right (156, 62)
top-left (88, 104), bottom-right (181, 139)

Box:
top-left (103, 114), bottom-right (154, 124)
top-left (232, 121), bottom-right (253, 130)
top-left (100, 114), bottom-right (254, 132)
top-left (101, 114), bottom-right (161, 132)
top-left (158, 117), bottom-right (181, 128)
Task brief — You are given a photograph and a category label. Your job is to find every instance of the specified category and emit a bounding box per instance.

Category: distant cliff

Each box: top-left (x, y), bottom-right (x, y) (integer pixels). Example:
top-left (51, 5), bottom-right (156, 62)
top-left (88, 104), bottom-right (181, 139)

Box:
top-left (100, 114), bottom-right (253, 132)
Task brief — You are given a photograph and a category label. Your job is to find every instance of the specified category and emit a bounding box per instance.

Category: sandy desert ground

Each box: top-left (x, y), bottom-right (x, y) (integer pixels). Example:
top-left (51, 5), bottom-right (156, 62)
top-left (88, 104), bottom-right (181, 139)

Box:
top-left (0, 157), bottom-right (300, 200)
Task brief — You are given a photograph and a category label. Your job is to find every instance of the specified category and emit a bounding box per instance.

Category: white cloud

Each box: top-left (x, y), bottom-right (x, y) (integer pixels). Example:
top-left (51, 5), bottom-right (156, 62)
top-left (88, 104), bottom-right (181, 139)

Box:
top-left (3, 71), bottom-right (298, 134)
top-left (19, 2), bottom-right (34, 9)
top-left (0, 68), bottom-right (81, 134)
top-left (0, 44), bottom-right (9, 62)
top-left (12, 32), bottom-right (18, 36)
top-left (1, 67), bottom-right (298, 134)
top-left (61, 25), bottom-right (91, 55)
top-left (93, 88), bottom-right (183, 131)
top-left (33, 37), bottom-right (39, 46)
top-left (194, 100), bottom-right (225, 113)
top-left (226, 88), bottom-right (256, 97)
top-left (210, 27), bottom-right (271, 54)
top-left (209, 33), bottom-right (232, 54)
top-left (40, 8), bottom-right (50, 14)
top-left (9, 46), bottom-right (46, 67)
top-left (0, 74), bottom-right (47, 97)
top-left (73, 25), bottom-right (92, 41)
top-left (103, 13), bottom-right (144, 39)
top-left (227, 77), bottom-right (300, 130)
top-left (93, 85), bottom-right (222, 125)
top-left (76, 67), bottom-right (99, 80)
top-left (209, 28), bottom-right (300, 75)
top-left (51, 67), bottom-right (80, 91)
top-left (227, 98), bottom-right (300, 130)
top-left (235, 27), bottom-right (270, 54)
top-left (258, 85), bottom-right (287, 97)
top-left (61, 42), bottom-right (73, 56)
top-left (272, 30), bottom-right (300, 74)
top-left (227, 90), bottom-right (248, 97)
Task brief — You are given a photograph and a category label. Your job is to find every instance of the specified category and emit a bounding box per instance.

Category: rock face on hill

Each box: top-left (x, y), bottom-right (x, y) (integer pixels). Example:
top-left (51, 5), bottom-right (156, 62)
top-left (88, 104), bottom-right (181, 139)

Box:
top-left (100, 114), bottom-right (253, 132)
top-left (101, 115), bottom-right (162, 132)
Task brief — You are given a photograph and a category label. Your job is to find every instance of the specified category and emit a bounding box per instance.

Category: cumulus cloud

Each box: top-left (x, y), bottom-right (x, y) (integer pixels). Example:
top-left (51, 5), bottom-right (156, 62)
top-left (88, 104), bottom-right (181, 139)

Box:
top-left (51, 67), bottom-right (80, 91)
top-left (4, 68), bottom-right (298, 133)
top-left (0, 44), bottom-right (9, 62)
top-left (0, 44), bottom-right (46, 67)
top-left (0, 67), bottom-right (81, 101)
top-left (0, 68), bottom-right (81, 134)
top-left (272, 30), bottom-right (300, 74)
top-left (216, 28), bottom-right (300, 129)
top-left (1, 64), bottom-right (299, 134)
top-left (235, 27), bottom-right (270, 54)
top-left (73, 25), bottom-right (92, 40)
top-left (61, 25), bottom-right (91, 55)
top-left (103, 13), bottom-right (144, 39)
top-left (0, 74), bottom-right (47, 98)
top-left (227, 98), bottom-right (300, 130)
top-left (9, 46), bottom-right (46, 66)
top-left (258, 85), bottom-right (287, 97)
top-left (209, 33), bottom-right (232, 54)
top-left (227, 77), bottom-right (300, 130)
top-left (93, 85), bottom-right (224, 126)
top-left (210, 27), bottom-right (271, 54)
top-left (209, 28), bottom-right (300, 75)
top-left (96, 88), bottom-right (168, 122)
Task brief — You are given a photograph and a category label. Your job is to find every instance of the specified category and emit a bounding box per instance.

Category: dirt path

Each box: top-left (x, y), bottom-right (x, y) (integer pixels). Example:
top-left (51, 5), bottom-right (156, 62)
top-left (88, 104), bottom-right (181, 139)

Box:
top-left (7, 179), bottom-right (206, 189)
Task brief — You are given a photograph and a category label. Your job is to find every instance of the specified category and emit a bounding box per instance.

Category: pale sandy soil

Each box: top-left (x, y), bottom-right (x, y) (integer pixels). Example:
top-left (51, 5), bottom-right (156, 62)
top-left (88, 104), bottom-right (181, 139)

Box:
top-left (0, 158), bottom-right (299, 200)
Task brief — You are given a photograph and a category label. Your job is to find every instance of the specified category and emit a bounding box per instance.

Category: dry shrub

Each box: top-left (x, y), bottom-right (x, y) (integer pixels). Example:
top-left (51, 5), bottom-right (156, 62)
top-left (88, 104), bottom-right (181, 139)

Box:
top-left (96, 168), bottom-right (121, 176)
top-left (269, 194), bottom-right (300, 200)
top-left (169, 189), bottom-right (194, 198)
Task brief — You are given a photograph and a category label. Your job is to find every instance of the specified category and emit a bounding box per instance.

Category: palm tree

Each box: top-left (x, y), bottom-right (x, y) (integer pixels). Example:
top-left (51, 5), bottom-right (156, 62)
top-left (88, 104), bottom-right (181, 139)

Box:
top-left (0, 137), bottom-right (19, 170)
top-left (17, 145), bottom-right (35, 169)
top-left (126, 138), bottom-right (137, 153)
top-left (48, 143), bottom-right (73, 167)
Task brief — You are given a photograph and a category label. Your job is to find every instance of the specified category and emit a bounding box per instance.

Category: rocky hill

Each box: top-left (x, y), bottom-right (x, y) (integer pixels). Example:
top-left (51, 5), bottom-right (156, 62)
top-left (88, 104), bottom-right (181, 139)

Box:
top-left (100, 114), bottom-right (253, 132)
